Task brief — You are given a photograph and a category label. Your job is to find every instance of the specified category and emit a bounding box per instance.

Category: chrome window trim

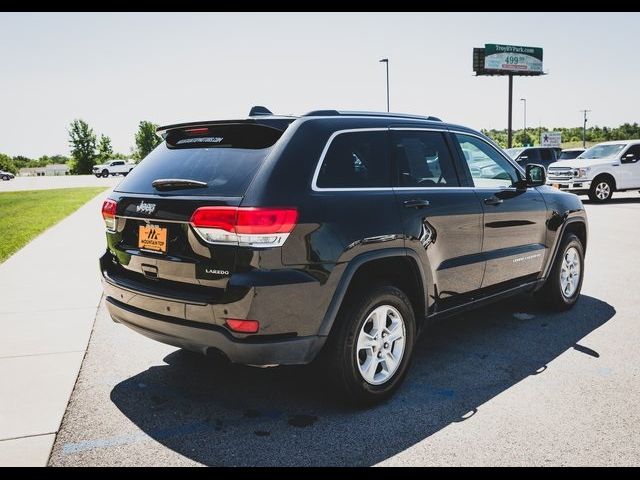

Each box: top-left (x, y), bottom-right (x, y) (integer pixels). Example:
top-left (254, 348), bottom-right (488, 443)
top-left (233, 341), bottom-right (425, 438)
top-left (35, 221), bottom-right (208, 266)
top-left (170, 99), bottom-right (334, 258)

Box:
top-left (311, 128), bottom-right (390, 192)
top-left (115, 215), bottom-right (187, 224)
top-left (310, 125), bottom-right (518, 192)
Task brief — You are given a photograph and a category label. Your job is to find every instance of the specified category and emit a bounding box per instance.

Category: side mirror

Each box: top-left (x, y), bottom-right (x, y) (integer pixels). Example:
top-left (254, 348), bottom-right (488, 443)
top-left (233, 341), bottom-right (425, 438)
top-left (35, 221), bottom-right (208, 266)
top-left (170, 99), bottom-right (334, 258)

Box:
top-left (526, 164), bottom-right (546, 187)
top-left (621, 153), bottom-right (637, 164)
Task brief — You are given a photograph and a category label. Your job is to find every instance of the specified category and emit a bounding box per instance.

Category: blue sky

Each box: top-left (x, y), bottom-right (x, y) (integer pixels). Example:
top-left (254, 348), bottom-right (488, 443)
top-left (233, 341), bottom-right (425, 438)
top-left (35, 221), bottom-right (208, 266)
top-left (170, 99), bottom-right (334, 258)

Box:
top-left (1, 12), bottom-right (638, 157)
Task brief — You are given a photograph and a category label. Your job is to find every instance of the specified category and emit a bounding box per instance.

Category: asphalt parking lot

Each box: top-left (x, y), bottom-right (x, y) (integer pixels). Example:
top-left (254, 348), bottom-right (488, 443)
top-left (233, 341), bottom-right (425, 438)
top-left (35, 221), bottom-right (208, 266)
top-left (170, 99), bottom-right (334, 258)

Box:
top-left (49, 191), bottom-right (640, 466)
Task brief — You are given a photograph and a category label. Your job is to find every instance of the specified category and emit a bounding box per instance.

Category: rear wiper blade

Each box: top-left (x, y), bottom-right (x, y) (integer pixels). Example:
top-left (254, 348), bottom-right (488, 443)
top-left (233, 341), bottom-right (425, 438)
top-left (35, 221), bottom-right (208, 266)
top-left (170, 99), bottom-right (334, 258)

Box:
top-left (152, 178), bottom-right (208, 191)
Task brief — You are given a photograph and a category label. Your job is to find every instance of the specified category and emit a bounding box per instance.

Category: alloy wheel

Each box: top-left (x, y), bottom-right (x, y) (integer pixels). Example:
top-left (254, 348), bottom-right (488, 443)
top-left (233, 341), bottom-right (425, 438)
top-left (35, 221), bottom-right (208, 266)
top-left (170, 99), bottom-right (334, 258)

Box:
top-left (595, 182), bottom-right (611, 200)
top-left (560, 246), bottom-right (581, 298)
top-left (356, 304), bottom-right (406, 385)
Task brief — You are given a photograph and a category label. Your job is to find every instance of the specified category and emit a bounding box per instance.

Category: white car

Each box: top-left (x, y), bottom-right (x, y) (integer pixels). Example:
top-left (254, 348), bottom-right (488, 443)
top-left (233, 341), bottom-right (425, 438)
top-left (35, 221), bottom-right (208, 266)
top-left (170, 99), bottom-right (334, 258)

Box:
top-left (547, 140), bottom-right (640, 202)
top-left (93, 160), bottom-right (136, 178)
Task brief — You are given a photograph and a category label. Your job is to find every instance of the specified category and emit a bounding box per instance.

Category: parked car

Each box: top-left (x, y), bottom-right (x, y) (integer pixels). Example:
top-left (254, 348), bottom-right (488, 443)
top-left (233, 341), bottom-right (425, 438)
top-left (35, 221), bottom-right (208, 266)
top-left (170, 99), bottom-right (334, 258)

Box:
top-left (100, 108), bottom-right (588, 405)
top-left (505, 146), bottom-right (562, 169)
top-left (547, 139), bottom-right (640, 202)
top-left (0, 170), bottom-right (15, 181)
top-left (558, 148), bottom-right (585, 160)
top-left (93, 160), bottom-right (136, 178)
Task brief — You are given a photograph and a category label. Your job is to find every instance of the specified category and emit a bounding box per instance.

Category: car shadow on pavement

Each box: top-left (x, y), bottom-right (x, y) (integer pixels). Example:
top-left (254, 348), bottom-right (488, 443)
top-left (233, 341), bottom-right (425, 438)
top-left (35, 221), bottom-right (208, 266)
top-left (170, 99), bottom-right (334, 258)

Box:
top-left (110, 294), bottom-right (615, 466)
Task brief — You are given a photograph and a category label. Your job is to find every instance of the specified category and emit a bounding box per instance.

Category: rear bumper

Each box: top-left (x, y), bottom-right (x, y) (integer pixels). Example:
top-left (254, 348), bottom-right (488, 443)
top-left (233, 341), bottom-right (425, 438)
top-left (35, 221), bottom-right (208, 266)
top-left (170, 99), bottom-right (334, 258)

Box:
top-left (101, 255), bottom-right (328, 366)
top-left (105, 295), bottom-right (326, 365)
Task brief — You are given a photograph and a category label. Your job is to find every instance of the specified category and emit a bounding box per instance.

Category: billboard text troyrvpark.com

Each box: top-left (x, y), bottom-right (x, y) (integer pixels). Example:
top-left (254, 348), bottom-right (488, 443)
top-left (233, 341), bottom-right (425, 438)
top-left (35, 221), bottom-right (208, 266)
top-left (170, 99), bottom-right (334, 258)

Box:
top-left (484, 44), bottom-right (543, 74)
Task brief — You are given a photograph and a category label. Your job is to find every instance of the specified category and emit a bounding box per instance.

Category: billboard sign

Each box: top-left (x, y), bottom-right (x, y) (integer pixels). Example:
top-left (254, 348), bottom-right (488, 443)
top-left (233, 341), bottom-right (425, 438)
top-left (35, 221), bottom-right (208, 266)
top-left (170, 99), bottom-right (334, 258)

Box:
top-left (484, 44), bottom-right (543, 74)
top-left (541, 131), bottom-right (562, 147)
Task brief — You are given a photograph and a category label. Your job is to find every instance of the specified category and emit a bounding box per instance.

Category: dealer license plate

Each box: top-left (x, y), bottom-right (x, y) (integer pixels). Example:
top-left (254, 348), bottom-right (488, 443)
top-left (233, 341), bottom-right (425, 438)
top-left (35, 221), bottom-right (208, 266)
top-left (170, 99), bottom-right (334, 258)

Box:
top-left (138, 225), bottom-right (167, 253)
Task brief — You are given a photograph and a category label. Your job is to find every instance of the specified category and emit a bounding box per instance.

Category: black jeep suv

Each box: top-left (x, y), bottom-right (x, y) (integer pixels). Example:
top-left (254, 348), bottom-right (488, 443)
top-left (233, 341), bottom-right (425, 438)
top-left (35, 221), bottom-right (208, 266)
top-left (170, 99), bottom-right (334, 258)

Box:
top-left (100, 108), bottom-right (587, 405)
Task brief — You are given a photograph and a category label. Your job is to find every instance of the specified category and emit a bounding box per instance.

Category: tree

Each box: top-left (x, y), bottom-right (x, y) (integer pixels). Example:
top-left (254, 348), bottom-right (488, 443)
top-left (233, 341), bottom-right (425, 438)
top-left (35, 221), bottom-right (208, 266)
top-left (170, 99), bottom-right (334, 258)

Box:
top-left (514, 131), bottom-right (534, 147)
top-left (49, 154), bottom-right (71, 164)
top-left (482, 129), bottom-right (508, 147)
top-left (34, 156), bottom-right (50, 167)
top-left (97, 134), bottom-right (114, 164)
top-left (134, 120), bottom-right (161, 161)
top-left (68, 119), bottom-right (97, 174)
top-left (11, 155), bottom-right (33, 169)
top-left (0, 153), bottom-right (18, 174)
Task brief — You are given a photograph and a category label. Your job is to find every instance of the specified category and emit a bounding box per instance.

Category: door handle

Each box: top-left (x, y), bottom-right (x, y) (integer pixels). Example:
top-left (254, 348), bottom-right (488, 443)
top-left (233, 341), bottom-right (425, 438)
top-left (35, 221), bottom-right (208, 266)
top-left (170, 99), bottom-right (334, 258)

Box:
top-left (403, 199), bottom-right (430, 208)
top-left (484, 196), bottom-right (504, 206)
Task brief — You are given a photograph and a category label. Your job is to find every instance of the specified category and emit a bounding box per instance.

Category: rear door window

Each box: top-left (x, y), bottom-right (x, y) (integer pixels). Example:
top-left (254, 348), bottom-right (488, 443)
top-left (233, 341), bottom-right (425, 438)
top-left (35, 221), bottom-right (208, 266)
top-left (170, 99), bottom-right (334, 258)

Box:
top-left (315, 130), bottom-right (391, 188)
top-left (392, 130), bottom-right (460, 187)
top-left (115, 124), bottom-right (284, 196)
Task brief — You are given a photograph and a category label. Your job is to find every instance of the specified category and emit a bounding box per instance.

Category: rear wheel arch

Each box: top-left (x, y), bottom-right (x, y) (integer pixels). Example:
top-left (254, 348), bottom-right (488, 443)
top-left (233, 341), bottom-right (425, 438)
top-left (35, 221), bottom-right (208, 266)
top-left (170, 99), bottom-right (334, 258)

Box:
top-left (319, 249), bottom-right (429, 339)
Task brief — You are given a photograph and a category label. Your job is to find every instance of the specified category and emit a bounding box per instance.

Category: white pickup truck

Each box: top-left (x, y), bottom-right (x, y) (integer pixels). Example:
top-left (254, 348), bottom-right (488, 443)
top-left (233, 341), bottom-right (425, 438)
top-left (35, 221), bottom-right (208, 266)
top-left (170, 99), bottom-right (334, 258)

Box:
top-left (93, 160), bottom-right (136, 178)
top-left (547, 139), bottom-right (640, 202)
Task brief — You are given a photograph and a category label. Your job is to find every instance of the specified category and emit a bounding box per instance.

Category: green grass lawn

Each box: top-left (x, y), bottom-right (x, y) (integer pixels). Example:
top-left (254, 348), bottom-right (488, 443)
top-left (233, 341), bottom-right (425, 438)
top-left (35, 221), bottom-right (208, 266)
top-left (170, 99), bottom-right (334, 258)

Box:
top-left (0, 187), bottom-right (107, 263)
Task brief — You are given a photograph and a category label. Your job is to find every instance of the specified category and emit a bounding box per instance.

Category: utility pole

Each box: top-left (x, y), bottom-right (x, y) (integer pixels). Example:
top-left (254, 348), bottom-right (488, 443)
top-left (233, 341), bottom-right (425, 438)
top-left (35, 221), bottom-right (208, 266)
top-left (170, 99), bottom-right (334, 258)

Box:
top-left (580, 109), bottom-right (591, 148)
top-left (507, 74), bottom-right (513, 148)
top-left (379, 58), bottom-right (389, 112)
top-left (520, 98), bottom-right (527, 144)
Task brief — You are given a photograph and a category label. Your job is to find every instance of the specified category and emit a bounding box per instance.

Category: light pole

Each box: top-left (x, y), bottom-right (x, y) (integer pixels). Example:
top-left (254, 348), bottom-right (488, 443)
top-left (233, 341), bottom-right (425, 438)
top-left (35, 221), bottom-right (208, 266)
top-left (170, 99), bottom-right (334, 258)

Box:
top-left (379, 58), bottom-right (389, 112)
top-left (581, 109), bottom-right (591, 148)
top-left (520, 98), bottom-right (527, 144)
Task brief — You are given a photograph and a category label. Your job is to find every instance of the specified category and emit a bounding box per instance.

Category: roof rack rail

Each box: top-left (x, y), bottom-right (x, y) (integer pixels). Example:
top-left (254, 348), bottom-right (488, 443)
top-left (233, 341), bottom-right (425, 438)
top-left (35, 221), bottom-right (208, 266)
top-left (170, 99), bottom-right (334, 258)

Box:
top-left (303, 110), bottom-right (341, 117)
top-left (301, 110), bottom-right (442, 122)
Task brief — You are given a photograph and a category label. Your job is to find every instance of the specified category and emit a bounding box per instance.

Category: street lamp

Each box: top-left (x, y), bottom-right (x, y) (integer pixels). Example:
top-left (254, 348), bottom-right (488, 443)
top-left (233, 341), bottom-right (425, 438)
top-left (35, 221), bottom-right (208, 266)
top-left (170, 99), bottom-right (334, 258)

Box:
top-left (520, 98), bottom-right (527, 143)
top-left (581, 109), bottom-right (591, 148)
top-left (379, 58), bottom-right (389, 112)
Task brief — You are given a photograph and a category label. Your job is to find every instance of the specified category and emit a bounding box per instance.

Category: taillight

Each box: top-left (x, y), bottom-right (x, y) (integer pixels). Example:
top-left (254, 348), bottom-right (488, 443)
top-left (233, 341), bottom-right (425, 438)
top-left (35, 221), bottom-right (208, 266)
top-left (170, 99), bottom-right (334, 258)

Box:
top-left (101, 199), bottom-right (117, 232)
top-left (190, 207), bottom-right (298, 247)
top-left (185, 127), bottom-right (209, 135)
top-left (225, 318), bottom-right (260, 334)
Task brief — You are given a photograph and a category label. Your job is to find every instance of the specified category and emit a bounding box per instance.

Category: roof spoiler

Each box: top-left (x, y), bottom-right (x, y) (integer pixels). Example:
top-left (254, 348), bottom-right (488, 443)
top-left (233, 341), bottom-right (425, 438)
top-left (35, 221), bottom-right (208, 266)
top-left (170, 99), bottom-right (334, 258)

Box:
top-left (248, 106), bottom-right (273, 117)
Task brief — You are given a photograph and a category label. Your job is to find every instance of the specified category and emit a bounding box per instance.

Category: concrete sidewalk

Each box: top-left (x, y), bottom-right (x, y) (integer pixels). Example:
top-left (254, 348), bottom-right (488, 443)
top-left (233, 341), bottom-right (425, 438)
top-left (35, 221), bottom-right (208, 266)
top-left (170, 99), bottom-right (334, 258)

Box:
top-left (0, 190), bottom-right (109, 466)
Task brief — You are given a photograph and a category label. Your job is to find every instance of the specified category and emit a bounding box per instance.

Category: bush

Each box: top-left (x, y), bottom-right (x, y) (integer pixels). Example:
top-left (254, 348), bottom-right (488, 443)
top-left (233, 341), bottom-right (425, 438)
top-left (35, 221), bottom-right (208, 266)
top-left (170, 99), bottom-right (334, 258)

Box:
top-left (0, 153), bottom-right (18, 174)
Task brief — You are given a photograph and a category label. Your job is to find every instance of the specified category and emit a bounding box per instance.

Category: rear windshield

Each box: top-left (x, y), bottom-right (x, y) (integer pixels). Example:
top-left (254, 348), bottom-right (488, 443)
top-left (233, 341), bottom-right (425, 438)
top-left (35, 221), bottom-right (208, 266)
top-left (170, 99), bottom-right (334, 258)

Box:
top-left (115, 124), bottom-right (284, 196)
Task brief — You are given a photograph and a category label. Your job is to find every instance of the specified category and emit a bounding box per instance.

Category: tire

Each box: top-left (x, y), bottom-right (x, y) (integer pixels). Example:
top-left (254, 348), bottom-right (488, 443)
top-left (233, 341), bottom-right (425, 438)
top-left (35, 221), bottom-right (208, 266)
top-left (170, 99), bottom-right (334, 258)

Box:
top-left (1, 175), bottom-right (9, 181)
top-left (588, 176), bottom-right (614, 202)
top-left (323, 284), bottom-right (416, 406)
top-left (95, 174), bottom-right (101, 178)
top-left (535, 233), bottom-right (584, 311)
top-left (101, 169), bottom-right (109, 178)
